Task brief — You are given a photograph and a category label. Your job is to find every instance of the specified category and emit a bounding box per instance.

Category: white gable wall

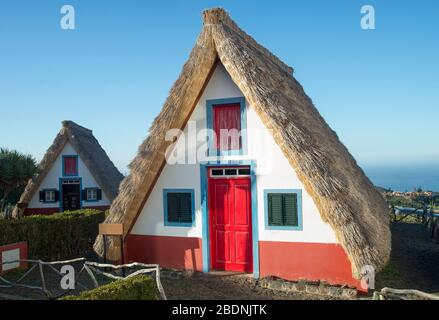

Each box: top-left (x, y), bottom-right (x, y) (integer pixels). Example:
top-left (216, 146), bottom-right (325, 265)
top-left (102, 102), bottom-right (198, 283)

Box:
top-left (131, 63), bottom-right (337, 244)
top-left (28, 143), bottom-right (111, 209)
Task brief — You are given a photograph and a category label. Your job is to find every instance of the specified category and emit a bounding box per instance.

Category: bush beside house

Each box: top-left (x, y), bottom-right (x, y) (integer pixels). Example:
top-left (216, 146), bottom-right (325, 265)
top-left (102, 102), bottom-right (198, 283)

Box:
top-left (59, 275), bottom-right (157, 300)
top-left (0, 209), bottom-right (105, 260)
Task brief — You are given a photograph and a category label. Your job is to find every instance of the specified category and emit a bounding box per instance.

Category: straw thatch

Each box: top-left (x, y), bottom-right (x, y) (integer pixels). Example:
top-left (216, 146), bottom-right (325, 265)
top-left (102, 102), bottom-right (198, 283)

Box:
top-left (94, 8), bottom-right (391, 278)
top-left (13, 121), bottom-right (124, 217)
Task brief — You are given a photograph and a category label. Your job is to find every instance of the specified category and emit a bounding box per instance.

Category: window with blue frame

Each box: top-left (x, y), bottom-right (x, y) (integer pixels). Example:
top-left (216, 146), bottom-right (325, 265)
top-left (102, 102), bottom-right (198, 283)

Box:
top-left (206, 97), bottom-right (247, 156)
top-left (63, 155), bottom-right (78, 176)
top-left (163, 189), bottom-right (195, 227)
top-left (264, 189), bottom-right (302, 230)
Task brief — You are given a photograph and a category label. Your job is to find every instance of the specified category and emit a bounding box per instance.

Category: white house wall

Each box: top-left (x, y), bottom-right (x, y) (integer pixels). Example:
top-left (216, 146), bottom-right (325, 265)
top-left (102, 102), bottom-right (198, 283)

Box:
top-left (131, 63), bottom-right (338, 244)
top-left (28, 143), bottom-right (111, 208)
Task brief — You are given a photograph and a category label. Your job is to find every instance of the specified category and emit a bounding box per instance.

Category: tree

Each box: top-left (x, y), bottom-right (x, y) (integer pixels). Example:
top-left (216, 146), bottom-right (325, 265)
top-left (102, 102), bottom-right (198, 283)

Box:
top-left (0, 148), bottom-right (38, 211)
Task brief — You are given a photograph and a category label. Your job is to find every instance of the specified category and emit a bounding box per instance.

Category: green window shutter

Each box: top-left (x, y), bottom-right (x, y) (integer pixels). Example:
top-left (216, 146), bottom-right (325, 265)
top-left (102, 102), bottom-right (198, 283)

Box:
top-left (167, 192), bottom-right (193, 224)
top-left (268, 193), bottom-right (283, 226)
top-left (178, 193), bottom-right (192, 223)
top-left (283, 193), bottom-right (298, 227)
top-left (39, 191), bottom-right (45, 202)
top-left (167, 193), bottom-right (179, 223)
top-left (97, 189), bottom-right (102, 201)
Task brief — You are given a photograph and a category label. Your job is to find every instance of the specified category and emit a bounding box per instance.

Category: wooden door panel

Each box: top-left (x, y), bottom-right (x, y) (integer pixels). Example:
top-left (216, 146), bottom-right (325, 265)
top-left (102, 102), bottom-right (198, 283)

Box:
top-left (235, 231), bottom-right (251, 264)
top-left (233, 183), bottom-right (250, 226)
top-left (213, 183), bottom-right (229, 226)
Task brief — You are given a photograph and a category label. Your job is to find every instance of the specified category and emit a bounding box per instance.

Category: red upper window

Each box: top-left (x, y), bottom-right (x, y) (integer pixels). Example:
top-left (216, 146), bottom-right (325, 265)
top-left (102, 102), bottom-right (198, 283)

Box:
top-left (63, 156), bottom-right (78, 176)
top-left (213, 103), bottom-right (242, 151)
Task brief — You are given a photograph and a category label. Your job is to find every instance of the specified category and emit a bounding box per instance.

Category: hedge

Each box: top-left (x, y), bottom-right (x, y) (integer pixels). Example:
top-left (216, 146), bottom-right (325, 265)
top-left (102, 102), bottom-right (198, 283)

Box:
top-left (0, 209), bottom-right (105, 260)
top-left (60, 275), bottom-right (157, 300)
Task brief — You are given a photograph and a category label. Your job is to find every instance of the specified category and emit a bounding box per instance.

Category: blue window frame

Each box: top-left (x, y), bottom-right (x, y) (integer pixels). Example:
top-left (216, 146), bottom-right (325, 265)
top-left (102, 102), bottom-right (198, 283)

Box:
top-left (62, 155), bottom-right (79, 177)
top-left (206, 97), bottom-right (247, 157)
top-left (264, 189), bottom-right (303, 231)
top-left (163, 189), bottom-right (195, 227)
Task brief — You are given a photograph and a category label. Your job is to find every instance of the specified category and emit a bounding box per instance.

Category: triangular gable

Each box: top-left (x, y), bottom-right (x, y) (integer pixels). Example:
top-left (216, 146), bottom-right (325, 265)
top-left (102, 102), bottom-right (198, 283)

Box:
top-left (95, 8), bottom-right (390, 278)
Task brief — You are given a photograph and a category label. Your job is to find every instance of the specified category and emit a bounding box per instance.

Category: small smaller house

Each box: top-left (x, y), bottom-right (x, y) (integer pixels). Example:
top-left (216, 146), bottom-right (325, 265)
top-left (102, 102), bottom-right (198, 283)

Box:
top-left (14, 121), bottom-right (124, 216)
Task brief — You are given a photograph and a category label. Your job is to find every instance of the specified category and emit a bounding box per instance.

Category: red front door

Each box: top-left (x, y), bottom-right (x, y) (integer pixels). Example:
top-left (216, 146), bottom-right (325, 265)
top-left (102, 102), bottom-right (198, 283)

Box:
top-left (208, 169), bottom-right (253, 273)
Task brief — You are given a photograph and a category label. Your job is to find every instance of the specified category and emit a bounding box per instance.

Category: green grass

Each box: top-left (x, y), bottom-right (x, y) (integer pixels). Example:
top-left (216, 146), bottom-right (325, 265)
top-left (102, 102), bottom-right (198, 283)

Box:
top-left (375, 262), bottom-right (403, 290)
top-left (59, 275), bottom-right (157, 300)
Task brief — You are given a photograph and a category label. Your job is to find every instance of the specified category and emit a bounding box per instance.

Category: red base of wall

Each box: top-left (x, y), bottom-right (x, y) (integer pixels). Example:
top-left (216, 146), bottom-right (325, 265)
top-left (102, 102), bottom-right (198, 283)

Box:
top-left (24, 208), bottom-right (60, 216)
top-left (24, 206), bottom-right (110, 216)
top-left (126, 234), bottom-right (203, 272)
top-left (126, 235), bottom-right (363, 291)
top-left (259, 241), bottom-right (362, 291)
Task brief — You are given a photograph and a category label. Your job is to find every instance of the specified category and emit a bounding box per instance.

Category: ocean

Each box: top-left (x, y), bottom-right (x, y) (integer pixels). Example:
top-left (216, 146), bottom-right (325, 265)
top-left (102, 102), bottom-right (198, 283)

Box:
top-left (363, 164), bottom-right (439, 192)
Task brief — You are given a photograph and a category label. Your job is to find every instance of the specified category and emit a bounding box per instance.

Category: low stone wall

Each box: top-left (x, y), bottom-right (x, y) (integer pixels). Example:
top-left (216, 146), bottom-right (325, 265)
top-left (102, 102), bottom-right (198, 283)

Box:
top-left (160, 269), bottom-right (358, 299)
top-left (258, 277), bottom-right (358, 299)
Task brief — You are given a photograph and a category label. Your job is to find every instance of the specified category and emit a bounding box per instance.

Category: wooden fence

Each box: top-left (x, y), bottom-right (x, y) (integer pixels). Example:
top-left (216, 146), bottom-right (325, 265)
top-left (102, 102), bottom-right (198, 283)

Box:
top-left (390, 205), bottom-right (439, 243)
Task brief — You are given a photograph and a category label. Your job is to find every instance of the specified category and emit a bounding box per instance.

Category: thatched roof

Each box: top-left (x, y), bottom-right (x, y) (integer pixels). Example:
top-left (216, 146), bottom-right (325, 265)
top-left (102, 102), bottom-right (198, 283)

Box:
top-left (94, 8), bottom-right (391, 278)
top-left (14, 121), bottom-right (124, 216)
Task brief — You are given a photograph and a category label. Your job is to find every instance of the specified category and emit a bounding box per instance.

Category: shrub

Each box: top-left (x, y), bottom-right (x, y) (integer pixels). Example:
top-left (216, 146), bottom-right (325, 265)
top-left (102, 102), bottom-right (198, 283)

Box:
top-left (0, 209), bottom-right (105, 260)
top-left (60, 275), bottom-right (157, 300)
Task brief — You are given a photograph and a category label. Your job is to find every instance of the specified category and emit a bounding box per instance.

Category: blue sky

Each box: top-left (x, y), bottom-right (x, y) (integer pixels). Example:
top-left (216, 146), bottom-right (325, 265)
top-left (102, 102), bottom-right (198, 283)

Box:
top-left (0, 0), bottom-right (438, 179)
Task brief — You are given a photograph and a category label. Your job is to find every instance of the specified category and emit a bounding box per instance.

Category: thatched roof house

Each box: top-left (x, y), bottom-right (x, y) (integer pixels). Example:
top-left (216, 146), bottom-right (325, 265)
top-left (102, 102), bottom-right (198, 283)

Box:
top-left (14, 121), bottom-right (123, 217)
top-left (95, 8), bottom-right (390, 286)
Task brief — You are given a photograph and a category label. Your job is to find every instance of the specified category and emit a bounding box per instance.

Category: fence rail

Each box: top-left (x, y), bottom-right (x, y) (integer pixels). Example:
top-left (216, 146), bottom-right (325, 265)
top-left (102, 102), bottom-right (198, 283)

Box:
top-left (373, 287), bottom-right (439, 300)
top-left (390, 206), bottom-right (439, 243)
top-left (0, 258), bottom-right (166, 300)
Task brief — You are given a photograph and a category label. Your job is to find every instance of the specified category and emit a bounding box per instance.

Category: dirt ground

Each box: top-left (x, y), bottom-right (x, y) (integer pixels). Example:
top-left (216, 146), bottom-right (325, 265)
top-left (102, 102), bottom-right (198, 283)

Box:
top-left (162, 222), bottom-right (439, 300)
top-left (161, 272), bottom-right (339, 300)
top-left (375, 222), bottom-right (439, 294)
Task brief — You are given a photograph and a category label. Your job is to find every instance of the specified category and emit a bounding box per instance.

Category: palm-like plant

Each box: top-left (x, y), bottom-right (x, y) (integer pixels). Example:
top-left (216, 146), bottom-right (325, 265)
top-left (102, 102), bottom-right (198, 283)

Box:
top-left (0, 148), bottom-right (38, 211)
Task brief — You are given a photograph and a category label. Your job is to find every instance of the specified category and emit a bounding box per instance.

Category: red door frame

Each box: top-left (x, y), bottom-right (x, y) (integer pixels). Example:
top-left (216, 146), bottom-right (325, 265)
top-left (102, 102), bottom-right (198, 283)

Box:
top-left (208, 167), bottom-right (253, 273)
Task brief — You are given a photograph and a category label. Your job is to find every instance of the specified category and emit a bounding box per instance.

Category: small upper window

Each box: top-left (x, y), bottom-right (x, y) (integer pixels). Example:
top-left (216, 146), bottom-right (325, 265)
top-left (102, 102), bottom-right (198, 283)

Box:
top-left (211, 169), bottom-right (224, 176)
top-left (213, 103), bottom-right (242, 151)
top-left (207, 97), bottom-right (247, 156)
top-left (238, 168), bottom-right (251, 175)
top-left (63, 156), bottom-right (78, 176)
top-left (209, 167), bottom-right (251, 178)
top-left (224, 168), bottom-right (237, 176)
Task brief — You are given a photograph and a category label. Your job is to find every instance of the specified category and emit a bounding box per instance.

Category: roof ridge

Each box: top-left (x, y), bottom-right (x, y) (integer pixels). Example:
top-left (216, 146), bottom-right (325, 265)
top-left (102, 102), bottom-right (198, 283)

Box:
top-left (62, 120), bottom-right (93, 134)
